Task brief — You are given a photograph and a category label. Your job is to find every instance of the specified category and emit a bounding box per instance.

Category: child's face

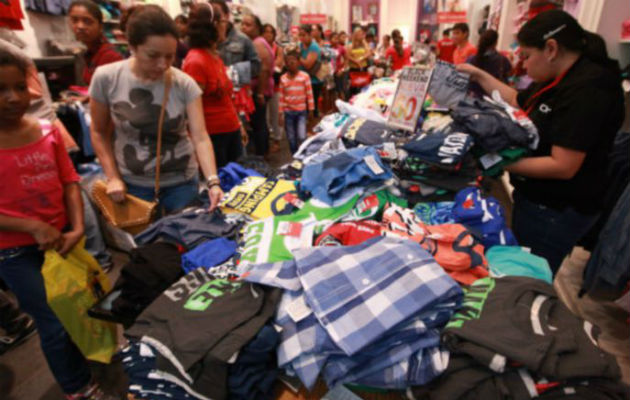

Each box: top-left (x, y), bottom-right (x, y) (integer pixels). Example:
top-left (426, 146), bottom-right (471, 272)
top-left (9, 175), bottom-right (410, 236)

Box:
top-left (451, 29), bottom-right (467, 45)
top-left (286, 55), bottom-right (299, 72)
top-left (0, 65), bottom-right (30, 123)
top-left (68, 5), bottom-right (102, 46)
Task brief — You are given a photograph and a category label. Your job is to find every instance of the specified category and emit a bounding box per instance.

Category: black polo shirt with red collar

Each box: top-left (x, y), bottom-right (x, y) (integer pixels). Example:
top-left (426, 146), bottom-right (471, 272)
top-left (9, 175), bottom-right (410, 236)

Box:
top-left (511, 56), bottom-right (625, 214)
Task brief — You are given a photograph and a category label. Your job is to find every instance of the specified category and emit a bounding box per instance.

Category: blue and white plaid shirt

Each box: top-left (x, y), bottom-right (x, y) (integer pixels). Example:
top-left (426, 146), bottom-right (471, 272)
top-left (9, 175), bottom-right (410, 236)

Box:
top-left (238, 236), bottom-right (462, 389)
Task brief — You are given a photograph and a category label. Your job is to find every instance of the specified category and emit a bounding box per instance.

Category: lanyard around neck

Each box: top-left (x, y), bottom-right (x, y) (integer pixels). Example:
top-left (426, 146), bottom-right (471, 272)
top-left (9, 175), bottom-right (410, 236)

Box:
top-left (524, 68), bottom-right (570, 116)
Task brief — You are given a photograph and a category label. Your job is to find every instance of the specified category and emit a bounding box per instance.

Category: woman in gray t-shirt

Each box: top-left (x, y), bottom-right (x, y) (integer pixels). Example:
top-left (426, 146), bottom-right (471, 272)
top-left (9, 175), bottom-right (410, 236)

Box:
top-left (89, 5), bottom-right (223, 212)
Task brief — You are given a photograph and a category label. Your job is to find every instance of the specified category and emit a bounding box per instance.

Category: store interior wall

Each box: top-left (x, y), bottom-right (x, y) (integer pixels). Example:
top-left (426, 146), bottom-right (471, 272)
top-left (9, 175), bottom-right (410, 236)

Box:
top-left (595, 0), bottom-right (630, 67)
top-left (380, 0), bottom-right (419, 43)
top-left (466, 0), bottom-right (492, 46)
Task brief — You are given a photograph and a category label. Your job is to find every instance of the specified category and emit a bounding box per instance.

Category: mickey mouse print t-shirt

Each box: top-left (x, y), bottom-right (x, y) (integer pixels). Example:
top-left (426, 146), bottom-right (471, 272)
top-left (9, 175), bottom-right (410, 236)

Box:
top-left (89, 59), bottom-right (202, 187)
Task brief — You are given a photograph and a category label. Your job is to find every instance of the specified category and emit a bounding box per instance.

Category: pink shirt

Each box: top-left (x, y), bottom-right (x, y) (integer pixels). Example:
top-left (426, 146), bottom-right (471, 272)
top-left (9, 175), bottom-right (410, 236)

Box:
top-left (453, 42), bottom-right (477, 65)
top-left (253, 36), bottom-right (275, 97)
top-left (278, 71), bottom-right (315, 112)
top-left (0, 121), bottom-right (80, 249)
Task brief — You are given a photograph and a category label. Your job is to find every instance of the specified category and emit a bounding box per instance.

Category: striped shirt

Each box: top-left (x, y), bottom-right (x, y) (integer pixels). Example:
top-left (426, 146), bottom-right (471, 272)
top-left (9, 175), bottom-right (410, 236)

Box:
top-left (278, 71), bottom-right (314, 112)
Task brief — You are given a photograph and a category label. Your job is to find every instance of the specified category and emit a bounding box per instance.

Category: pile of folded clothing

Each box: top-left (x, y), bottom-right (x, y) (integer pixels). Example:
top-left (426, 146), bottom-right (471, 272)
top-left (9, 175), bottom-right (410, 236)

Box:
top-left (395, 130), bottom-right (481, 204)
top-left (412, 276), bottom-right (627, 400)
top-left (238, 236), bottom-right (463, 390)
top-left (451, 96), bottom-right (539, 176)
top-left (124, 266), bottom-right (282, 400)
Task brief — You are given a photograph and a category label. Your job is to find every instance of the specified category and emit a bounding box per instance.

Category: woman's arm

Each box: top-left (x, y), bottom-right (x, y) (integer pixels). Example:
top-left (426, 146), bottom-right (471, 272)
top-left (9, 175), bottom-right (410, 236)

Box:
top-left (186, 97), bottom-right (224, 210)
top-left (300, 50), bottom-right (318, 70)
top-left (0, 215), bottom-right (62, 251)
top-left (89, 98), bottom-right (127, 201)
top-left (58, 182), bottom-right (84, 255)
top-left (457, 63), bottom-right (518, 107)
top-left (506, 145), bottom-right (586, 180)
top-left (275, 46), bottom-right (285, 70)
top-left (253, 41), bottom-right (272, 98)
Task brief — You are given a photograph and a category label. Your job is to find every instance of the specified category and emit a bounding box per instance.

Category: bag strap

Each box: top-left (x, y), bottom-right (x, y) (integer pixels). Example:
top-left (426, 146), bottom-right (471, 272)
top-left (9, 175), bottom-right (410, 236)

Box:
top-left (154, 69), bottom-right (173, 202)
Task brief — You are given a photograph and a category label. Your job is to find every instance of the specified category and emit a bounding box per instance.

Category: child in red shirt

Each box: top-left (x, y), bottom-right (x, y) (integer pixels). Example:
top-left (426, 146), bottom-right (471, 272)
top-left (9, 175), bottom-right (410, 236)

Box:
top-left (278, 51), bottom-right (315, 154)
top-left (0, 49), bottom-right (109, 400)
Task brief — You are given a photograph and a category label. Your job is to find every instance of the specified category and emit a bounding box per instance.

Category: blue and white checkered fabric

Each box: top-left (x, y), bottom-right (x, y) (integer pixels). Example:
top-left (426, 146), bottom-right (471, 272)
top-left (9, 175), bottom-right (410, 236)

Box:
top-left (239, 236), bottom-right (463, 389)
top-left (294, 237), bottom-right (462, 355)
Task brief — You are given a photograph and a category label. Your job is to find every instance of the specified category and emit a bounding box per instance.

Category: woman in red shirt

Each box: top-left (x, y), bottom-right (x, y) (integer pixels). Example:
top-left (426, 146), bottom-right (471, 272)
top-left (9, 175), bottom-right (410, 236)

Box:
top-left (385, 29), bottom-right (412, 72)
top-left (68, 0), bottom-right (123, 85)
top-left (182, 3), bottom-right (248, 168)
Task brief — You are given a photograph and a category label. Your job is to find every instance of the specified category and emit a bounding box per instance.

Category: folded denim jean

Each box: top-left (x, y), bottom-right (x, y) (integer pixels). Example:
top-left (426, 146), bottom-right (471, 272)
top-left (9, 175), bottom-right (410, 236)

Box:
top-left (300, 147), bottom-right (393, 205)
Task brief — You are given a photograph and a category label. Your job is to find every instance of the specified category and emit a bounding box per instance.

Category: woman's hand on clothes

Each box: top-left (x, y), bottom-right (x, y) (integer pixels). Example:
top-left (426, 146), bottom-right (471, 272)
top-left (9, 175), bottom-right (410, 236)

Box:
top-left (106, 178), bottom-right (127, 203)
top-left (240, 125), bottom-right (249, 147)
top-left (455, 63), bottom-right (482, 81)
top-left (58, 229), bottom-right (84, 257)
top-left (207, 185), bottom-right (224, 212)
top-left (29, 221), bottom-right (63, 252)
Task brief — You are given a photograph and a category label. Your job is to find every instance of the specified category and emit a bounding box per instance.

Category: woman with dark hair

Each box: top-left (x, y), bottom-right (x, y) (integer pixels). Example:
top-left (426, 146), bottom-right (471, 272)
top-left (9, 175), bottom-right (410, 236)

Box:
top-left (458, 10), bottom-right (625, 273)
top-left (385, 29), bottom-right (411, 72)
top-left (89, 5), bottom-right (223, 213)
top-left (298, 24), bottom-right (323, 117)
top-left (68, 0), bottom-right (123, 85)
top-left (182, 3), bottom-right (248, 168)
top-left (241, 14), bottom-right (273, 155)
top-left (263, 23), bottom-right (284, 153)
top-left (466, 29), bottom-right (511, 97)
top-left (173, 14), bottom-right (190, 68)
top-left (311, 24), bottom-right (325, 45)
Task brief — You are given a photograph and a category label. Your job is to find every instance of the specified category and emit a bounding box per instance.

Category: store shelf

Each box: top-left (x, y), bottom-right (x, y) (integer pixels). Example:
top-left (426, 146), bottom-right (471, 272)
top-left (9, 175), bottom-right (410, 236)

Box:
top-left (621, 38), bottom-right (630, 44)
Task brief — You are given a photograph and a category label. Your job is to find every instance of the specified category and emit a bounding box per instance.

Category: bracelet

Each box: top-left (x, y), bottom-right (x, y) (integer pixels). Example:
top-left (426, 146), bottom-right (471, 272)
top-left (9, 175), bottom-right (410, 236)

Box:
top-left (206, 176), bottom-right (220, 189)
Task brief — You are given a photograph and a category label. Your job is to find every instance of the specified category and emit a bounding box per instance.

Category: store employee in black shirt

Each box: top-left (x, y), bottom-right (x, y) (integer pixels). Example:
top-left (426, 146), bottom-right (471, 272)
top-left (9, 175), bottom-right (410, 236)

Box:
top-left (458, 10), bottom-right (625, 273)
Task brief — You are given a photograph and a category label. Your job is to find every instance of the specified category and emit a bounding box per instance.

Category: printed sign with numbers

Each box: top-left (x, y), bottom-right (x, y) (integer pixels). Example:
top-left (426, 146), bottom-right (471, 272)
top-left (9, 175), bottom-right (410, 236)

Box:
top-left (387, 67), bottom-right (433, 132)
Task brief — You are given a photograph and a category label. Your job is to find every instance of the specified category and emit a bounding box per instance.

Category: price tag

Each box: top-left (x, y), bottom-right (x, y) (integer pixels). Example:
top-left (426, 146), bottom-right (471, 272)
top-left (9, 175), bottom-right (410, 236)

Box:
top-left (364, 155), bottom-right (385, 175)
top-left (479, 153), bottom-right (503, 170)
top-left (277, 221), bottom-right (303, 237)
top-left (287, 296), bottom-right (312, 322)
top-left (283, 193), bottom-right (304, 209)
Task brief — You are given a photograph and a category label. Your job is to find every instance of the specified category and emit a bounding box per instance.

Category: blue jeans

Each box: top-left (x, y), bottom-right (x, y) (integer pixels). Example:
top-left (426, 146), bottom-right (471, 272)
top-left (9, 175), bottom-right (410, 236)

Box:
top-left (0, 246), bottom-right (91, 394)
top-left (512, 191), bottom-right (598, 274)
top-left (284, 111), bottom-right (307, 154)
top-left (126, 178), bottom-right (199, 214)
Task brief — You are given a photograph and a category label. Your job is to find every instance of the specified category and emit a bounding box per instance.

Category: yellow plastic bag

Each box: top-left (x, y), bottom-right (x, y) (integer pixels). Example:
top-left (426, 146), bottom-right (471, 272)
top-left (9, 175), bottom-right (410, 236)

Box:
top-left (42, 238), bottom-right (117, 363)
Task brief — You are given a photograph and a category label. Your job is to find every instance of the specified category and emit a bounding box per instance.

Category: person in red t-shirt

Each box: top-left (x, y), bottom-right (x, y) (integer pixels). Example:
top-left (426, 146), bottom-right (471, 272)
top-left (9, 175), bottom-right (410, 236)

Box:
top-left (68, 0), bottom-right (123, 85)
top-left (330, 32), bottom-right (348, 100)
top-left (385, 30), bottom-right (412, 71)
top-left (451, 22), bottom-right (477, 65)
top-left (182, 4), bottom-right (248, 168)
top-left (437, 29), bottom-right (456, 63)
top-left (0, 48), bottom-right (115, 400)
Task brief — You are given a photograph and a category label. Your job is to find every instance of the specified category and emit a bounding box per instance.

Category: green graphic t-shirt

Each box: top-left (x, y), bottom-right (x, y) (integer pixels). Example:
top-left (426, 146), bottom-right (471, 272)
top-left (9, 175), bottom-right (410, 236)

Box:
top-left (239, 196), bottom-right (359, 264)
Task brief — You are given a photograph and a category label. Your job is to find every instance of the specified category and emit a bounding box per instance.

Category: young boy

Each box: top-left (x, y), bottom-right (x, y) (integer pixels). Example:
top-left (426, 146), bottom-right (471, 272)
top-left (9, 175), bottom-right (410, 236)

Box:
top-left (0, 49), bottom-right (114, 400)
top-left (451, 22), bottom-right (477, 65)
top-left (278, 50), bottom-right (315, 154)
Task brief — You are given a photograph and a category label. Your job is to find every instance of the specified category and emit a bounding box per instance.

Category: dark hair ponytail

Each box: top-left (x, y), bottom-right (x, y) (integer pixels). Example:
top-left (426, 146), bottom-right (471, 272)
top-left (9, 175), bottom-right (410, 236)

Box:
top-left (518, 9), bottom-right (620, 76)
top-left (472, 29), bottom-right (498, 66)
top-left (188, 3), bottom-right (219, 48)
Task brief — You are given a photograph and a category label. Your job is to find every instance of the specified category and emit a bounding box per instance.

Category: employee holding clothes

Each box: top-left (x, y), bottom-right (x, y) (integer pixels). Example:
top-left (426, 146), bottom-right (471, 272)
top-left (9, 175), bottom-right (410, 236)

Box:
top-left (89, 5), bottom-right (223, 213)
top-left (458, 10), bottom-right (625, 273)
